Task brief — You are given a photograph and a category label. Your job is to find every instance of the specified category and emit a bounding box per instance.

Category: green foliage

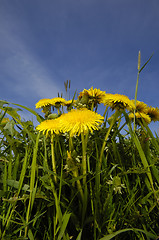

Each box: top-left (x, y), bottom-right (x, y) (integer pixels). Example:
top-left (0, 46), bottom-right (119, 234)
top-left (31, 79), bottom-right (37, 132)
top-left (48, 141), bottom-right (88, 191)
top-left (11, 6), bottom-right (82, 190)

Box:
top-left (0, 100), bottom-right (158, 240)
top-left (0, 54), bottom-right (159, 239)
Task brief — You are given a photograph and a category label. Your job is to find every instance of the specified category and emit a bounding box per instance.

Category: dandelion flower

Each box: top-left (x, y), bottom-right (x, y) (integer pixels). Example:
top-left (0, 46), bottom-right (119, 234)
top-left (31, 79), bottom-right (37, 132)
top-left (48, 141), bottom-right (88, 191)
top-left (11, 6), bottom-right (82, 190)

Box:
top-left (131, 100), bottom-right (148, 113)
top-left (64, 99), bottom-right (75, 106)
top-left (103, 93), bottom-right (135, 111)
top-left (51, 97), bottom-right (66, 107)
top-left (146, 106), bottom-right (159, 122)
top-left (129, 112), bottom-right (151, 124)
top-left (59, 108), bottom-right (104, 136)
top-left (63, 99), bottom-right (76, 111)
top-left (36, 118), bottom-right (60, 136)
top-left (79, 87), bottom-right (106, 104)
top-left (35, 98), bottom-right (53, 109)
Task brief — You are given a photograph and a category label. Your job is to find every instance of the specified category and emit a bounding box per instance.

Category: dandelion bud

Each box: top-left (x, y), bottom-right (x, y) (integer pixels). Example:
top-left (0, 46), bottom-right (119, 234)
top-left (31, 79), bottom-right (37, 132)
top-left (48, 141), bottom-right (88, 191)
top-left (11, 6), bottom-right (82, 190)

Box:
top-left (48, 113), bottom-right (58, 119)
top-left (138, 51), bottom-right (141, 70)
top-left (80, 95), bottom-right (89, 104)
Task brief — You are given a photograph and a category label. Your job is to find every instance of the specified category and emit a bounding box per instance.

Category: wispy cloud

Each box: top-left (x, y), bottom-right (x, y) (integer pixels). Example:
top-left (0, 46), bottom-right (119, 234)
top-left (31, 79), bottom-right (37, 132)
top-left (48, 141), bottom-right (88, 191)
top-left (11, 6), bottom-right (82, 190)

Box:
top-left (0, 11), bottom-right (61, 103)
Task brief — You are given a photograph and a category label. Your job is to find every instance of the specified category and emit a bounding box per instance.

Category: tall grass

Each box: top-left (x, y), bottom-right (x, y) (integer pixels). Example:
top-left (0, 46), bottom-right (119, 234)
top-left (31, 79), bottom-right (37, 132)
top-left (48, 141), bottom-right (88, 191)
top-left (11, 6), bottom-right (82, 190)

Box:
top-left (0, 53), bottom-right (159, 239)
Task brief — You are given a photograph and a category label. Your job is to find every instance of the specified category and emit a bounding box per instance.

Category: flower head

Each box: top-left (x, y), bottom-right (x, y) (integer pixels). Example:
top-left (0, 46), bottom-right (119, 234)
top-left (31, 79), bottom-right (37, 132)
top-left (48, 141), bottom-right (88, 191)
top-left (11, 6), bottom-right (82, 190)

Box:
top-left (64, 99), bottom-right (76, 106)
top-left (51, 97), bottom-right (66, 107)
top-left (63, 99), bottom-right (76, 110)
top-left (35, 98), bottom-right (53, 109)
top-left (129, 112), bottom-right (151, 124)
top-left (132, 100), bottom-right (148, 113)
top-left (36, 118), bottom-right (60, 136)
top-left (79, 87), bottom-right (106, 104)
top-left (103, 93), bottom-right (135, 111)
top-left (146, 106), bottom-right (159, 122)
top-left (58, 108), bottom-right (104, 136)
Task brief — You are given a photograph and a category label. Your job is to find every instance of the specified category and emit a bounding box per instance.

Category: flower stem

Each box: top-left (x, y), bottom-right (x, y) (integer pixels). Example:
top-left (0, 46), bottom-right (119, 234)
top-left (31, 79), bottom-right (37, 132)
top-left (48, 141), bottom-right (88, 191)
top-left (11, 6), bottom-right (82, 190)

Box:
top-left (81, 132), bottom-right (87, 185)
top-left (51, 134), bottom-right (57, 183)
top-left (81, 132), bottom-right (88, 224)
top-left (99, 110), bottom-right (119, 170)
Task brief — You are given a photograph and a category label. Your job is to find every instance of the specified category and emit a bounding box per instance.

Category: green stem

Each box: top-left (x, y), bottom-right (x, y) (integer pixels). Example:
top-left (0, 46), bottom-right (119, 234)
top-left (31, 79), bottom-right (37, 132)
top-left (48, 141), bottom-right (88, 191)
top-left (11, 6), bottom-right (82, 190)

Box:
top-left (51, 134), bottom-right (57, 183)
top-left (46, 150), bottom-right (69, 240)
top-left (81, 132), bottom-right (88, 225)
top-left (134, 70), bottom-right (140, 132)
top-left (72, 168), bottom-right (84, 201)
top-left (81, 132), bottom-right (87, 185)
top-left (91, 102), bottom-right (94, 111)
top-left (68, 136), bottom-right (84, 201)
top-left (99, 110), bottom-right (119, 170)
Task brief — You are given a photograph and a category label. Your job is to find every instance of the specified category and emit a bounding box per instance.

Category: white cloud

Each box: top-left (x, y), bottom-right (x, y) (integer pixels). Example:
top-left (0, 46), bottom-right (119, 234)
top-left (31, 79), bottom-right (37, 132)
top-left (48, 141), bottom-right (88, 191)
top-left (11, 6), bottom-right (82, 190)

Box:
top-left (0, 13), bottom-right (61, 101)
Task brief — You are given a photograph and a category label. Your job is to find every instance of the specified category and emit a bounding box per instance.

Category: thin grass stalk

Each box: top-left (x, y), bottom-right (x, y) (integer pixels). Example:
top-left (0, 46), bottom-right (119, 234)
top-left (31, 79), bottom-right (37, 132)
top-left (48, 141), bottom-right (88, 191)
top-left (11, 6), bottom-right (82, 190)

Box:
top-left (8, 149), bottom-right (12, 180)
top-left (87, 155), bottom-right (96, 240)
top-left (1, 108), bottom-right (36, 142)
top-left (3, 161), bottom-right (7, 192)
top-left (81, 132), bottom-right (87, 185)
top-left (40, 136), bottom-right (60, 238)
top-left (72, 168), bottom-right (84, 201)
top-left (87, 155), bottom-right (94, 215)
top-left (81, 132), bottom-right (88, 225)
top-left (25, 133), bottom-right (40, 237)
top-left (134, 51), bottom-right (141, 131)
top-left (94, 140), bottom-right (100, 239)
top-left (141, 121), bottom-right (159, 154)
top-left (50, 180), bottom-right (69, 240)
top-left (1, 203), bottom-right (17, 239)
top-left (99, 110), bottom-right (120, 170)
top-left (103, 106), bottom-right (109, 119)
top-left (43, 138), bottom-right (69, 240)
top-left (17, 148), bottom-right (28, 195)
top-left (12, 154), bottom-right (20, 180)
top-left (58, 139), bottom-right (63, 202)
top-left (1, 161), bottom-right (7, 236)
top-left (43, 135), bottom-right (49, 171)
top-left (68, 135), bottom-right (84, 200)
top-left (51, 133), bottom-right (57, 183)
top-left (126, 116), bottom-right (154, 192)
top-left (8, 101), bottom-right (43, 123)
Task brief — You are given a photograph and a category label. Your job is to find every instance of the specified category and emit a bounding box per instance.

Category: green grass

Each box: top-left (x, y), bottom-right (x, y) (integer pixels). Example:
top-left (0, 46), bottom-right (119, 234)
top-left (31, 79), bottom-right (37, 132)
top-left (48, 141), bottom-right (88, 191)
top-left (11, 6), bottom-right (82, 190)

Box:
top-left (0, 53), bottom-right (159, 239)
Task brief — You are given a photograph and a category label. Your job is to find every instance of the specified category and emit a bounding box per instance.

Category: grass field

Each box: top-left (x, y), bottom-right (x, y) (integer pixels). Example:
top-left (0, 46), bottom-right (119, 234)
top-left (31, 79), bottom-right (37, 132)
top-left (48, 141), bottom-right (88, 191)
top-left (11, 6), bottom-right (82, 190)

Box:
top-left (0, 53), bottom-right (159, 240)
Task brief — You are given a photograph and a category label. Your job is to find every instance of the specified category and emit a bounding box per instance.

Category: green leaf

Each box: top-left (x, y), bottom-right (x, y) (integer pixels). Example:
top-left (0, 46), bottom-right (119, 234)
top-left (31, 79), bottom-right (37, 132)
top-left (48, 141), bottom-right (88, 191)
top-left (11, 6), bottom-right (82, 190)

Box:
top-left (76, 230), bottom-right (82, 240)
top-left (57, 213), bottom-right (71, 240)
top-left (99, 228), bottom-right (157, 240)
top-left (139, 52), bottom-right (154, 73)
top-left (4, 120), bottom-right (16, 136)
top-left (28, 229), bottom-right (34, 240)
top-left (0, 100), bottom-right (8, 107)
top-left (7, 179), bottom-right (30, 192)
top-left (9, 102), bottom-right (44, 123)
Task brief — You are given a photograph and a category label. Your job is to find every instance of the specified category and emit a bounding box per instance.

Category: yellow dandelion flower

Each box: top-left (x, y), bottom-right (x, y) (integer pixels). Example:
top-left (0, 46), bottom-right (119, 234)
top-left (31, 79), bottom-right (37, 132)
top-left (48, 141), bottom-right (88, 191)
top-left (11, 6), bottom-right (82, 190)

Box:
top-left (131, 100), bottom-right (148, 113)
top-left (36, 118), bottom-right (60, 136)
top-left (35, 98), bottom-right (53, 109)
top-left (103, 93), bottom-right (135, 111)
top-left (58, 108), bottom-right (104, 136)
top-left (51, 97), bottom-right (66, 107)
top-left (129, 112), bottom-right (151, 124)
top-left (146, 106), bottom-right (159, 122)
top-left (64, 99), bottom-right (76, 107)
top-left (79, 87), bottom-right (106, 104)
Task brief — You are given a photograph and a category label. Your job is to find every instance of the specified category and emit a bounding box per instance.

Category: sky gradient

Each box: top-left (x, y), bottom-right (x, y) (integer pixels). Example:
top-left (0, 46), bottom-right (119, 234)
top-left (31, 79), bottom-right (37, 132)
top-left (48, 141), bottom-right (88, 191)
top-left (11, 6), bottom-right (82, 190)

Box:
top-left (0, 0), bottom-right (159, 131)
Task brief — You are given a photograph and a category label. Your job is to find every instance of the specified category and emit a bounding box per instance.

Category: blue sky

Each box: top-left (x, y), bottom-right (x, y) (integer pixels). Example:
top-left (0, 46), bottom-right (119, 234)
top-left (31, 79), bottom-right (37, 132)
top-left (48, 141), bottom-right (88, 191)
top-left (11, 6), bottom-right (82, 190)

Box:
top-left (0, 0), bottom-right (159, 131)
